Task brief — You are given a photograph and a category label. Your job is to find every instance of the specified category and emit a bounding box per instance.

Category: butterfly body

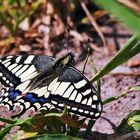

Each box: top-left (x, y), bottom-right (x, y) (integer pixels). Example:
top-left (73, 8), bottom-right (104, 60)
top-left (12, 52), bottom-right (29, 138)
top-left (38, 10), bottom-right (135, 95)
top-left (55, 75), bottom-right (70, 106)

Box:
top-left (0, 53), bottom-right (102, 119)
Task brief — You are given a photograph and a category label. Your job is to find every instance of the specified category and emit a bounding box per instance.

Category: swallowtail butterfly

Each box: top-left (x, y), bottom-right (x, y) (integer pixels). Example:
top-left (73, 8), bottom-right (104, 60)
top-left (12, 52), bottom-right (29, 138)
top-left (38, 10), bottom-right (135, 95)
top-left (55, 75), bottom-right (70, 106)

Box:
top-left (0, 53), bottom-right (102, 119)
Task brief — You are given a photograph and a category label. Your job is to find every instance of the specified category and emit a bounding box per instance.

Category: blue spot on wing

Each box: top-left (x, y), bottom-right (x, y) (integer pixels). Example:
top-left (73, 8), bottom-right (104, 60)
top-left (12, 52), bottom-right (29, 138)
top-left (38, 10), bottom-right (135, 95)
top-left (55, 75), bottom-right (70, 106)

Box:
top-left (22, 93), bottom-right (49, 104)
top-left (9, 88), bottom-right (20, 100)
top-left (8, 88), bottom-right (49, 105)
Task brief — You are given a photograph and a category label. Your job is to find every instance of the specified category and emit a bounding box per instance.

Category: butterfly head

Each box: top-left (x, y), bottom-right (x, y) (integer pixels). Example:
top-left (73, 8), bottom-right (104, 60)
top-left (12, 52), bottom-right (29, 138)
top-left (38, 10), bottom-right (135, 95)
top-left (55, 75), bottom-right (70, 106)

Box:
top-left (54, 52), bottom-right (74, 69)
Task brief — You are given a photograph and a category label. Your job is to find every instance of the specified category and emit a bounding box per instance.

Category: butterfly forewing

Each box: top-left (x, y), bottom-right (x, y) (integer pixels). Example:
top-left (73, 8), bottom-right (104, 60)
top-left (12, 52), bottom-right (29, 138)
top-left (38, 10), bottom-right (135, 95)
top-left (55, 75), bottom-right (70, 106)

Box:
top-left (0, 55), bottom-right (35, 88)
top-left (0, 55), bottom-right (55, 88)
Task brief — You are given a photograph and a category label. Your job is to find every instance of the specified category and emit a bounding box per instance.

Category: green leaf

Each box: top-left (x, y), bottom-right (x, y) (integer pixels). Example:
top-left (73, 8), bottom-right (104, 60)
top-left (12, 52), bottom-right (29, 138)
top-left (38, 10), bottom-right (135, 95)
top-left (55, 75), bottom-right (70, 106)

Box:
top-left (89, 58), bottom-right (101, 94)
top-left (129, 86), bottom-right (140, 91)
top-left (18, 0), bottom-right (26, 7)
top-left (93, 0), bottom-right (140, 34)
top-left (0, 117), bottom-right (33, 139)
top-left (84, 120), bottom-right (95, 138)
top-left (27, 0), bottom-right (42, 16)
top-left (103, 92), bottom-right (125, 105)
top-left (132, 115), bottom-right (140, 122)
top-left (0, 124), bottom-right (15, 139)
top-left (128, 115), bottom-right (140, 131)
top-left (0, 117), bottom-right (16, 124)
top-left (7, 0), bottom-right (14, 4)
top-left (12, 131), bottom-right (21, 140)
top-left (45, 105), bottom-right (68, 117)
top-left (91, 34), bottom-right (140, 82)
top-left (25, 134), bottom-right (81, 140)
top-left (132, 123), bottom-right (140, 131)
top-left (0, 14), bottom-right (14, 34)
top-left (8, 9), bottom-right (18, 20)
top-left (116, 110), bottom-right (140, 133)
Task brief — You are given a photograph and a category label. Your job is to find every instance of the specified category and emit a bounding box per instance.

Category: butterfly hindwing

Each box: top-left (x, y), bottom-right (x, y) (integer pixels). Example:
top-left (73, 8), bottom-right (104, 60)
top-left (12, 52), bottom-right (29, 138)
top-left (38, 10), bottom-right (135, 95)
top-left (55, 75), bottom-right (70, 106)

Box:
top-left (12, 88), bottom-right (53, 117)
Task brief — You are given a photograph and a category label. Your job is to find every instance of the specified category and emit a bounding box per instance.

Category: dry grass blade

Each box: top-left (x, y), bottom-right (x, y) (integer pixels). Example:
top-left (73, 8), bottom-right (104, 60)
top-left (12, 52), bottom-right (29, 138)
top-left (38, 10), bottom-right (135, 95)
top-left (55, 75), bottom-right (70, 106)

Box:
top-left (80, 0), bottom-right (106, 47)
top-left (119, 0), bottom-right (140, 13)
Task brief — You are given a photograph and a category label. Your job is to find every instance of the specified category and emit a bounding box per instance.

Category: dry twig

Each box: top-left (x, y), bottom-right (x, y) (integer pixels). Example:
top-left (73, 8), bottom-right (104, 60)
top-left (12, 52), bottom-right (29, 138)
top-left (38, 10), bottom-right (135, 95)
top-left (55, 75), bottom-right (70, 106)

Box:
top-left (80, 0), bottom-right (107, 47)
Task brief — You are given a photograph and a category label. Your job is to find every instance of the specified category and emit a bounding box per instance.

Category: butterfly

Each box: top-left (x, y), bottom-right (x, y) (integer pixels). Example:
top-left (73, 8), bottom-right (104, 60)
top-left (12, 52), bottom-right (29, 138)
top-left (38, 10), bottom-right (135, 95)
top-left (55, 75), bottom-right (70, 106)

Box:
top-left (0, 53), bottom-right (102, 119)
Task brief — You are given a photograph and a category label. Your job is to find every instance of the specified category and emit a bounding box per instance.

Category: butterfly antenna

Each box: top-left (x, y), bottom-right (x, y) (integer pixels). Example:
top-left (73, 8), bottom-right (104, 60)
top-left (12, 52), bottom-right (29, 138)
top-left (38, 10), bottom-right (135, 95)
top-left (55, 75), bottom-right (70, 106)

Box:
top-left (66, 28), bottom-right (70, 54)
top-left (81, 39), bottom-right (91, 74)
top-left (71, 38), bottom-right (91, 53)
